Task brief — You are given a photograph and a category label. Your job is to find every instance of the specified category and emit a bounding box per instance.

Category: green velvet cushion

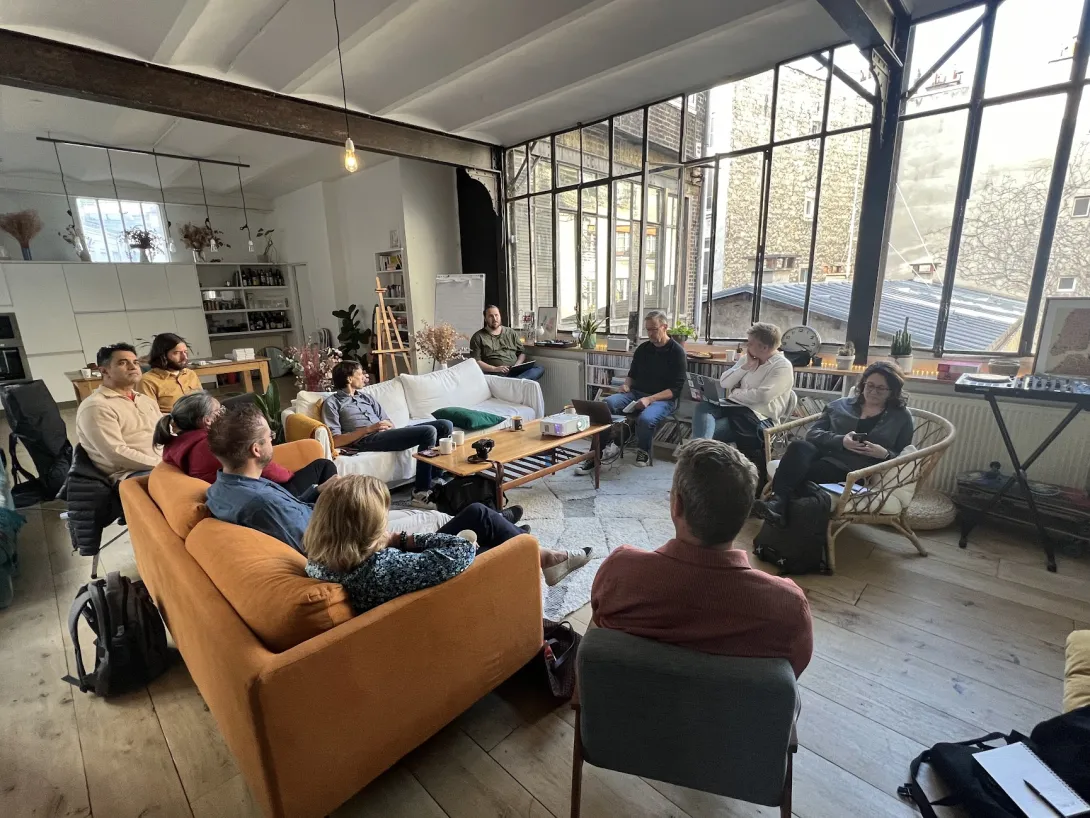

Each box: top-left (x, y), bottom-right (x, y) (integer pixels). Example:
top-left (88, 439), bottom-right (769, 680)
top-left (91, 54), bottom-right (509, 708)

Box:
top-left (433, 406), bottom-right (506, 431)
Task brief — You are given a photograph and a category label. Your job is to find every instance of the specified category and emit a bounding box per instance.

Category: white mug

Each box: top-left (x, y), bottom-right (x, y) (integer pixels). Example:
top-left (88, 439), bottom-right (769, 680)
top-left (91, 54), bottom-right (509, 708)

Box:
top-left (725, 350), bottom-right (738, 363)
top-left (80, 368), bottom-right (93, 378)
top-left (438, 437), bottom-right (454, 455)
top-left (452, 430), bottom-right (465, 446)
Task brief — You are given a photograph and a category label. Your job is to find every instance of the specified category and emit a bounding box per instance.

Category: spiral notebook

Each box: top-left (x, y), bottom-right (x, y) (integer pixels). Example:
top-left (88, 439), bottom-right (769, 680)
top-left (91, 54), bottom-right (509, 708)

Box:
top-left (973, 742), bottom-right (1090, 817)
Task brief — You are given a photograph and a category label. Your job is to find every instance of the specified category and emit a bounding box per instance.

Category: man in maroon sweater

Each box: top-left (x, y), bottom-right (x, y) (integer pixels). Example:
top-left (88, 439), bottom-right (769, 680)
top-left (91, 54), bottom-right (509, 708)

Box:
top-left (591, 438), bottom-right (813, 677)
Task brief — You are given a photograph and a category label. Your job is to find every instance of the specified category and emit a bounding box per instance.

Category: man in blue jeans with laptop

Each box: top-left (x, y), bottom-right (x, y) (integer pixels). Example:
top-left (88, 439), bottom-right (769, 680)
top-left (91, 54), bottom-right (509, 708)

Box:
top-left (581, 309), bottom-right (686, 469)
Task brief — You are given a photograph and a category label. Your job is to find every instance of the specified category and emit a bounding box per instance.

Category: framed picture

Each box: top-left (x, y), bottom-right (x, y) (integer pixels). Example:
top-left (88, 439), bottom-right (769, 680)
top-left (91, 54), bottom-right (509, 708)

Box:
top-left (537, 306), bottom-right (558, 340)
top-left (1034, 297), bottom-right (1090, 377)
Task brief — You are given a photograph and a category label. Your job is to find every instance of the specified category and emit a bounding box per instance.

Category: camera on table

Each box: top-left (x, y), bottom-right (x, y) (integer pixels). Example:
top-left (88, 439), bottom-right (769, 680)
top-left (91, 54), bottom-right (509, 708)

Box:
top-left (471, 438), bottom-right (495, 460)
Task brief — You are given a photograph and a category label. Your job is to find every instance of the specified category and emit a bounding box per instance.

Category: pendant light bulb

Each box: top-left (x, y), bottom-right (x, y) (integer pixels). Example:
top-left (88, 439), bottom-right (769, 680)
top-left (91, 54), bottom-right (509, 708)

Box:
top-left (248, 238), bottom-right (255, 253)
top-left (168, 239), bottom-right (176, 253)
top-left (209, 237), bottom-right (218, 252)
top-left (344, 137), bottom-right (359, 173)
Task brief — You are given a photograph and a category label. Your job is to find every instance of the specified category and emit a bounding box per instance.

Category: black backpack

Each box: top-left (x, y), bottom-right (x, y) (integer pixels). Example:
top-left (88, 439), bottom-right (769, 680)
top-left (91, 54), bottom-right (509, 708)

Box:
top-left (900, 733), bottom-right (1026, 818)
top-left (63, 572), bottom-right (170, 696)
top-left (0, 380), bottom-right (73, 508)
top-left (753, 484), bottom-right (831, 574)
top-left (433, 475), bottom-right (506, 515)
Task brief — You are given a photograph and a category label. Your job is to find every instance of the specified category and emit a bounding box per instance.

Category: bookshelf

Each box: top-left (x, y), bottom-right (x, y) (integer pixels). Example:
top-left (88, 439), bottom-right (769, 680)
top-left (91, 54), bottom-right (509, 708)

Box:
top-left (374, 250), bottom-right (410, 344)
top-left (196, 263), bottom-right (303, 350)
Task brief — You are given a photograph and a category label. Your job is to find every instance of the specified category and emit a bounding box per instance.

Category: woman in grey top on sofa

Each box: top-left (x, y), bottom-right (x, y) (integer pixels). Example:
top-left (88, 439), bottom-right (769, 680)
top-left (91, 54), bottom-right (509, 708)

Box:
top-left (754, 362), bottom-right (914, 527)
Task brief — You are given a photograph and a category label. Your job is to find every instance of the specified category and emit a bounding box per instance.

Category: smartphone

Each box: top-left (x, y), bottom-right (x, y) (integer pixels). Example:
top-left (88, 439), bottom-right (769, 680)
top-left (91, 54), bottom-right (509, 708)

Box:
top-left (418, 447), bottom-right (440, 457)
top-left (853, 432), bottom-right (869, 444)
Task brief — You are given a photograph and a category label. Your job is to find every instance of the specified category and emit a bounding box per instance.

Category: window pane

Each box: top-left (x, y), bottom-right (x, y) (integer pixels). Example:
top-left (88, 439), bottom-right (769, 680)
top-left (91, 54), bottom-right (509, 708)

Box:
top-left (95, 199), bottom-right (127, 263)
top-left (506, 147), bottom-right (528, 197)
top-left (611, 179), bottom-right (641, 333)
top-left (613, 110), bottom-right (644, 176)
top-left (906, 7), bottom-right (981, 114)
top-left (580, 187), bottom-right (609, 326)
top-left (76, 198), bottom-right (110, 263)
top-left (558, 209), bottom-right (578, 330)
top-left (529, 139), bottom-right (552, 193)
top-left (556, 160), bottom-right (580, 208)
top-left (987, 0), bottom-right (1082, 99)
top-left (948, 95), bottom-right (1065, 351)
top-left (644, 170), bottom-right (680, 321)
top-left (809, 129), bottom-right (870, 342)
top-left (508, 200), bottom-right (530, 316)
top-left (829, 46), bottom-right (875, 129)
top-left (878, 109), bottom-right (969, 347)
top-left (683, 91), bottom-right (710, 161)
top-left (530, 195), bottom-right (554, 310)
top-left (708, 153), bottom-right (765, 338)
top-left (582, 121), bottom-right (609, 182)
top-left (774, 55), bottom-right (829, 142)
top-left (707, 71), bottom-right (774, 154)
top-left (759, 141), bottom-right (820, 331)
top-left (647, 98), bottom-right (682, 163)
top-left (688, 163), bottom-right (716, 332)
top-left (139, 202), bottom-right (167, 262)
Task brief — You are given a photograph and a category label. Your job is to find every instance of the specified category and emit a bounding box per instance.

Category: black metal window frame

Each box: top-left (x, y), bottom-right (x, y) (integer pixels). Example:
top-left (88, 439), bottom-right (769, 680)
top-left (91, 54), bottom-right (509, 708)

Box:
top-left (882, 0), bottom-right (1090, 356)
top-left (502, 44), bottom-right (876, 343)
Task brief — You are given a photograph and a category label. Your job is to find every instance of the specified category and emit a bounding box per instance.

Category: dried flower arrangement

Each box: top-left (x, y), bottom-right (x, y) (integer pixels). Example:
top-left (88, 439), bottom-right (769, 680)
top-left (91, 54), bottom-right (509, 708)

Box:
top-left (124, 228), bottom-right (163, 253)
top-left (283, 344), bottom-right (342, 391)
top-left (0, 210), bottom-right (43, 258)
top-left (180, 222), bottom-right (229, 254)
top-left (414, 322), bottom-right (466, 364)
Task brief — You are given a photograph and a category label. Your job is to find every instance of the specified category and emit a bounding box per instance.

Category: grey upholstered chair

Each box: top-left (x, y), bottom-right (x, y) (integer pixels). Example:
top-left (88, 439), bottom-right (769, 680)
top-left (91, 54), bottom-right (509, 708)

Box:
top-left (572, 628), bottom-right (799, 818)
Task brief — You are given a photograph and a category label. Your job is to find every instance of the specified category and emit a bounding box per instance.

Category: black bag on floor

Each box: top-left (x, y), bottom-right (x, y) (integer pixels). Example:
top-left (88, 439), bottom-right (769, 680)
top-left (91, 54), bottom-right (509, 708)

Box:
top-left (0, 380), bottom-right (73, 508)
top-left (433, 475), bottom-right (506, 515)
top-left (900, 733), bottom-right (1027, 818)
top-left (1031, 705), bottom-right (1090, 800)
top-left (63, 571), bottom-right (169, 697)
top-left (753, 484), bottom-right (831, 574)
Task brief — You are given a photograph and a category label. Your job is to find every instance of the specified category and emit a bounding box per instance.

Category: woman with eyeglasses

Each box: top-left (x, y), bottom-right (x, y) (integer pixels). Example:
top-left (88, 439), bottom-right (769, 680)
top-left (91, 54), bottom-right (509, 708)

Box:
top-left (753, 361), bottom-right (913, 527)
top-left (155, 392), bottom-right (337, 496)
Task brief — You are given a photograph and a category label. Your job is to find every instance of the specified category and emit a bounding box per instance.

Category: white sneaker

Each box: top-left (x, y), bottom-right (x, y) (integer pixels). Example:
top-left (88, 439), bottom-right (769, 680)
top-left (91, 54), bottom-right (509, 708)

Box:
top-left (602, 442), bottom-right (621, 461)
top-left (635, 450), bottom-right (651, 467)
top-left (411, 490), bottom-right (437, 510)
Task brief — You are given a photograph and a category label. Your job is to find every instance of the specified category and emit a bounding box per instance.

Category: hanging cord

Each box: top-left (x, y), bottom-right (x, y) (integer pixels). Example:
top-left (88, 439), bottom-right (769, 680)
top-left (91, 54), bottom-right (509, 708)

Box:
top-left (333, 0), bottom-right (351, 140)
top-left (52, 139), bottom-right (75, 227)
top-left (197, 160), bottom-right (217, 250)
top-left (153, 152), bottom-right (174, 249)
top-left (236, 162), bottom-right (253, 250)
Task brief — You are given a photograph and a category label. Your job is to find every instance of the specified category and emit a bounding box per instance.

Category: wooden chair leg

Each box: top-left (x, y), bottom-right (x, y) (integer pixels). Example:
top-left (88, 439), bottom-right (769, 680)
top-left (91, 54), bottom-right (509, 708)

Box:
top-left (780, 751), bottom-right (793, 818)
top-left (825, 520), bottom-right (838, 573)
top-left (891, 516), bottom-right (928, 557)
top-left (571, 709), bottom-right (584, 818)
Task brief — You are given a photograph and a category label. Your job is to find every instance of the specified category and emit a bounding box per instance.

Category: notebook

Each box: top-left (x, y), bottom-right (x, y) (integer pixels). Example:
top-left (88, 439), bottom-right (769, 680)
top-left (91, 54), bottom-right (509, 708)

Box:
top-left (973, 742), bottom-right (1090, 817)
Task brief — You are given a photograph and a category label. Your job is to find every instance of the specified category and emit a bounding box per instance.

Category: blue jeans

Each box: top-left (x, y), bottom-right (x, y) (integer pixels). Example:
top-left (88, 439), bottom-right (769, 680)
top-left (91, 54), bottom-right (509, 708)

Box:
top-left (603, 390), bottom-right (677, 452)
top-left (348, 419), bottom-right (454, 491)
top-left (507, 365), bottom-right (544, 381)
top-left (691, 402), bottom-right (741, 443)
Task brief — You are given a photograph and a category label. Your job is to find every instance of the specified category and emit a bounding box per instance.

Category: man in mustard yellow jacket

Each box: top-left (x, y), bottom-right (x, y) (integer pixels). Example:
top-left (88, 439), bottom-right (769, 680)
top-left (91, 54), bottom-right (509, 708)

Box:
top-left (137, 332), bottom-right (202, 412)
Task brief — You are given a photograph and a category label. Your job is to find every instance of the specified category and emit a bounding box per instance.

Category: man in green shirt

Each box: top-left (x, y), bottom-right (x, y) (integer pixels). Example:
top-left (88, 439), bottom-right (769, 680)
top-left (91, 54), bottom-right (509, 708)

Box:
top-left (469, 305), bottom-right (544, 381)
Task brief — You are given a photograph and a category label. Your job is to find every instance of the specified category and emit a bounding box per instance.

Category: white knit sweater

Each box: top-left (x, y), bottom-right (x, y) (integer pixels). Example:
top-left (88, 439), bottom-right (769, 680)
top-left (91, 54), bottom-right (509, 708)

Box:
top-left (718, 352), bottom-right (795, 421)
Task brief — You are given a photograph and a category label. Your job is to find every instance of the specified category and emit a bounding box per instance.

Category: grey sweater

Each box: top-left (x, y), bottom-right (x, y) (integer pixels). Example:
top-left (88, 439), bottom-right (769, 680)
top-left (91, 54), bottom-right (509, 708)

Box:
top-left (805, 397), bottom-right (914, 472)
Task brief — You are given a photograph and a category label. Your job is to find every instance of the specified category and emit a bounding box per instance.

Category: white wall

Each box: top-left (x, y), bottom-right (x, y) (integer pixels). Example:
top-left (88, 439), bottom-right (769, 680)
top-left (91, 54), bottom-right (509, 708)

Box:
top-left (0, 187), bottom-right (274, 264)
top-left (273, 182), bottom-right (336, 339)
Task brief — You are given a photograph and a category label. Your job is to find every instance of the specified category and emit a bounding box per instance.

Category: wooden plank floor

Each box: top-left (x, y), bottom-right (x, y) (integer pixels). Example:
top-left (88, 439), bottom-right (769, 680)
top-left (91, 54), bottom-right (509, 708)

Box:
top-left (0, 500), bottom-right (1076, 818)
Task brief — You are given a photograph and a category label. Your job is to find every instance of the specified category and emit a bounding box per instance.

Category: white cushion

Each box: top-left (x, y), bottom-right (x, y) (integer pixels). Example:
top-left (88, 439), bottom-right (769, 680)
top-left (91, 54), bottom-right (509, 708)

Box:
top-left (472, 398), bottom-right (538, 422)
top-left (768, 444), bottom-right (919, 514)
top-left (388, 508), bottom-right (450, 535)
top-left (399, 359), bottom-right (491, 418)
top-left (292, 390), bottom-right (332, 420)
top-left (332, 449), bottom-right (416, 483)
top-left (360, 378), bottom-right (411, 428)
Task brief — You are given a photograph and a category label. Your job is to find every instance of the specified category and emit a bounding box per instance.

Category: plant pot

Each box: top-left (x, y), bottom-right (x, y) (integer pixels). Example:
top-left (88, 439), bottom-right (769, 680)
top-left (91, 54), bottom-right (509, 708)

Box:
top-left (580, 332), bottom-right (597, 350)
top-left (669, 334), bottom-right (689, 345)
top-left (892, 355), bottom-right (914, 373)
top-left (136, 247), bottom-right (151, 263)
top-left (20, 247), bottom-right (31, 261)
top-left (434, 361), bottom-right (448, 371)
top-left (192, 249), bottom-right (205, 263)
top-left (78, 249), bottom-right (92, 262)
top-left (836, 355), bottom-right (854, 369)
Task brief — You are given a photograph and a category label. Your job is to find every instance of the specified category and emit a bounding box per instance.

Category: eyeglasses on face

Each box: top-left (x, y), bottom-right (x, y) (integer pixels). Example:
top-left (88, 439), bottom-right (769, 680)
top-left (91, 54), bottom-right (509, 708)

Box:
top-left (863, 382), bottom-right (890, 394)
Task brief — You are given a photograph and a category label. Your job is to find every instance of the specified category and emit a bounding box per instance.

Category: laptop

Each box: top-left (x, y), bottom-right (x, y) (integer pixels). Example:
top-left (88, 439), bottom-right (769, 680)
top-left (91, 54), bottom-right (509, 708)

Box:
top-left (685, 372), bottom-right (743, 407)
top-left (507, 360), bottom-right (537, 377)
top-left (571, 398), bottom-right (616, 425)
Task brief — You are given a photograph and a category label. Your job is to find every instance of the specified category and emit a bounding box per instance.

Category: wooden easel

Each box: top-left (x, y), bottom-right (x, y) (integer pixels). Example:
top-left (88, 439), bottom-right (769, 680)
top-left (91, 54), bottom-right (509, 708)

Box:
top-left (372, 276), bottom-right (413, 382)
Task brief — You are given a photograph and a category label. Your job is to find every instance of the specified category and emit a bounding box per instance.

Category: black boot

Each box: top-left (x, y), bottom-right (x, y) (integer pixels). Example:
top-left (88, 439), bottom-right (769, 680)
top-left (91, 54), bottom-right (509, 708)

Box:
top-left (754, 495), bottom-right (789, 528)
top-left (501, 505), bottom-right (524, 524)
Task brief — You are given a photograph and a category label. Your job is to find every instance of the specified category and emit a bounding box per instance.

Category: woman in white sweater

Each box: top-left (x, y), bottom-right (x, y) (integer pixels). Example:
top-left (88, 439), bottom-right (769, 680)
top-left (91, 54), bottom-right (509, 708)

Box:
top-left (691, 323), bottom-right (794, 446)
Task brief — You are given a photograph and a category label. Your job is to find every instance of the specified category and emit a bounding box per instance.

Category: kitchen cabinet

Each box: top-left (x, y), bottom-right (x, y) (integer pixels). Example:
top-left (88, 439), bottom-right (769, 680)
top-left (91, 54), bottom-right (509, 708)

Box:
top-left (28, 352), bottom-right (87, 404)
top-left (7, 263), bottom-right (82, 355)
top-left (173, 308), bottom-right (211, 359)
top-left (76, 312), bottom-right (131, 365)
top-left (117, 264), bottom-right (171, 311)
top-left (64, 264), bottom-right (122, 313)
top-left (126, 309), bottom-right (177, 348)
top-left (0, 265), bottom-right (12, 307)
top-left (166, 265), bottom-right (203, 308)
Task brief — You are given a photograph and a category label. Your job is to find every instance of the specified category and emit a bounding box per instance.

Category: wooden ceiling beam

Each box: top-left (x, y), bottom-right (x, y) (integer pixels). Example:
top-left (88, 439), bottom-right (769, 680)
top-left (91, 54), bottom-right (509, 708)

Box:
top-left (0, 29), bottom-right (498, 173)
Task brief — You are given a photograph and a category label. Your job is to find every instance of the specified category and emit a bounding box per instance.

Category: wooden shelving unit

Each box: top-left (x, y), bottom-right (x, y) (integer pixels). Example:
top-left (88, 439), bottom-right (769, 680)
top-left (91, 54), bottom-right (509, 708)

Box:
top-left (197, 263), bottom-right (304, 349)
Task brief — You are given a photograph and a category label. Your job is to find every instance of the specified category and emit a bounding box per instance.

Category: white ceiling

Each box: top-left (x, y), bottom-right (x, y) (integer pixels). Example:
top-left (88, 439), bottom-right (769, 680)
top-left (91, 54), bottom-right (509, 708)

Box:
top-left (0, 0), bottom-right (968, 197)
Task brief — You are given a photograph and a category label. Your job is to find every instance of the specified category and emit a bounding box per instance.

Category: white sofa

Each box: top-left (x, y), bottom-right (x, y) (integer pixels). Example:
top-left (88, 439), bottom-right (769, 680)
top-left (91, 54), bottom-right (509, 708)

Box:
top-left (282, 358), bottom-right (544, 484)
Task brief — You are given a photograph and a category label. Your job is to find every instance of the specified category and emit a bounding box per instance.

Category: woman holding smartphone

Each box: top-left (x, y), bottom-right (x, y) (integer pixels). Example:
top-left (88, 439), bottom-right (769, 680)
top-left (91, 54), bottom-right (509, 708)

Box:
top-left (754, 361), bottom-right (914, 527)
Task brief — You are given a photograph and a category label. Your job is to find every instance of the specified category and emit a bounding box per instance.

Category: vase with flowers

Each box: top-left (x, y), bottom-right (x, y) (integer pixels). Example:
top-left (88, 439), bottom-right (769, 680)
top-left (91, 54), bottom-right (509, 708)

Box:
top-left (284, 344), bottom-right (342, 392)
top-left (181, 222), bottom-right (228, 262)
top-left (59, 222), bottom-right (92, 262)
top-left (124, 228), bottom-right (163, 263)
top-left (0, 210), bottom-right (43, 260)
top-left (414, 322), bottom-right (465, 370)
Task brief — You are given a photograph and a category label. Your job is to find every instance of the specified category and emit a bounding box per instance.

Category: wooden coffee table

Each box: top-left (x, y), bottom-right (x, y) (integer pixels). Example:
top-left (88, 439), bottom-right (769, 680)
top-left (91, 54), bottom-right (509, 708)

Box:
top-left (414, 419), bottom-right (611, 506)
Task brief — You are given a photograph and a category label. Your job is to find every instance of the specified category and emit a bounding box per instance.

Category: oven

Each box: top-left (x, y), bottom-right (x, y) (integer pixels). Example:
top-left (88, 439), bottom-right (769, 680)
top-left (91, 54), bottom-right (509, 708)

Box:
top-left (0, 314), bottom-right (30, 385)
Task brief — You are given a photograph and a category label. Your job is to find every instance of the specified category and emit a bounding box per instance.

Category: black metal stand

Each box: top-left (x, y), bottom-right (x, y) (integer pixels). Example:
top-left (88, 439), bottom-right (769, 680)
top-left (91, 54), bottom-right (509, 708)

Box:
top-left (958, 395), bottom-right (1084, 572)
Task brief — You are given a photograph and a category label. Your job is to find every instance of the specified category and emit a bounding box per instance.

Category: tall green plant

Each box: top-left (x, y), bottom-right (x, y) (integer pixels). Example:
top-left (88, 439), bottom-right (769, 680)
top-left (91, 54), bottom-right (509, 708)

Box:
top-left (890, 317), bottom-right (913, 357)
top-left (252, 379), bottom-right (284, 444)
top-left (332, 304), bottom-right (371, 360)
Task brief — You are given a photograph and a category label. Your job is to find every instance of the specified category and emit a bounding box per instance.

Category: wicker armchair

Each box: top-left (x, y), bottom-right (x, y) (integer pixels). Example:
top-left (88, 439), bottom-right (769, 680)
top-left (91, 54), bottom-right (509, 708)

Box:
top-left (761, 408), bottom-right (956, 571)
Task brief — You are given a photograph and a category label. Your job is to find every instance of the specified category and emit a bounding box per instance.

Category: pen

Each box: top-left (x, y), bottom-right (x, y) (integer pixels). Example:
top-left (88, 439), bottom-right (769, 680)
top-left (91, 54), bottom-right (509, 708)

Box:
top-left (1025, 779), bottom-right (1065, 818)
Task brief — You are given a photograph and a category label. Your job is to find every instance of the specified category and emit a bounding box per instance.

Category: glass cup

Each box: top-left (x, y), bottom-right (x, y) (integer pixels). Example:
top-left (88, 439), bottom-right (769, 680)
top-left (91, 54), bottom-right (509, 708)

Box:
top-left (438, 437), bottom-right (454, 455)
top-left (511, 415), bottom-right (524, 431)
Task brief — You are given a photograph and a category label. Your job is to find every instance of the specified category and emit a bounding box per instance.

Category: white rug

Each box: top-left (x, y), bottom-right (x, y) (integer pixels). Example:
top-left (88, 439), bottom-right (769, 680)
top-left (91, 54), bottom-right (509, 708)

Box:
top-left (503, 445), bottom-right (677, 620)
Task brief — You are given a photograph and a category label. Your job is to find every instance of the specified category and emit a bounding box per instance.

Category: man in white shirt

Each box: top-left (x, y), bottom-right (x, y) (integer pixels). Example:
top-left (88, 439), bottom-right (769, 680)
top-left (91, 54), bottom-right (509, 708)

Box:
top-left (691, 322), bottom-right (794, 450)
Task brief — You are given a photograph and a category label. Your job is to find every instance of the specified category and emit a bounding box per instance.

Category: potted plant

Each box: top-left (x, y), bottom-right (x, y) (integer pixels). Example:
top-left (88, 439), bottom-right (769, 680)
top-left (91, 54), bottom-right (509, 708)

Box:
top-left (59, 222), bottom-right (92, 262)
top-left (414, 322), bottom-right (465, 370)
top-left (577, 312), bottom-right (602, 349)
top-left (668, 320), bottom-right (697, 346)
top-left (332, 304), bottom-right (372, 360)
top-left (890, 319), bottom-right (913, 373)
top-left (124, 228), bottom-right (162, 263)
top-left (836, 341), bottom-right (855, 370)
top-left (0, 210), bottom-right (42, 260)
top-left (181, 222), bottom-right (229, 262)
top-left (252, 380), bottom-right (285, 444)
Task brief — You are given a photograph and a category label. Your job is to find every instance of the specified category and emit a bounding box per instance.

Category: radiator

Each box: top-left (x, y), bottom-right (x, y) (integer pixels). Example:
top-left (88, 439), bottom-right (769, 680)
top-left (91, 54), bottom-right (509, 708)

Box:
top-left (911, 393), bottom-right (1090, 494)
top-left (537, 356), bottom-right (585, 415)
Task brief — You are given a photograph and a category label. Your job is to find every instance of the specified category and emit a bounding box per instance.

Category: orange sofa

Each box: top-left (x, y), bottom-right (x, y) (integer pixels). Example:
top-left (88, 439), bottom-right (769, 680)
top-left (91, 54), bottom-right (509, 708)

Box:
top-left (119, 440), bottom-right (544, 818)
